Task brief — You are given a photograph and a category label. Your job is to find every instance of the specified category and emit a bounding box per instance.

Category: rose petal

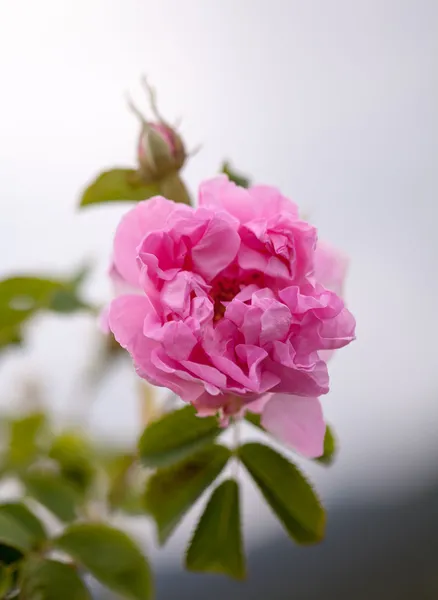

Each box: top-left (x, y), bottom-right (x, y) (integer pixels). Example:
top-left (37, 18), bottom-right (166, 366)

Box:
top-left (262, 394), bottom-right (325, 458)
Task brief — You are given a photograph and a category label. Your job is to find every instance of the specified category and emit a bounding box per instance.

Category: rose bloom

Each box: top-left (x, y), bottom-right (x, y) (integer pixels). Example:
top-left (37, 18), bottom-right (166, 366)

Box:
top-left (106, 177), bottom-right (355, 457)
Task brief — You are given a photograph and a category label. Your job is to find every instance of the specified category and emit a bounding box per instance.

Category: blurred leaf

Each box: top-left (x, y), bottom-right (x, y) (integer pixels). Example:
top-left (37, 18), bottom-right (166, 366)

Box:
top-left (0, 564), bottom-right (12, 598)
top-left (0, 512), bottom-right (32, 552)
top-left (22, 471), bottom-right (79, 522)
top-left (0, 544), bottom-right (22, 566)
top-left (221, 161), bottom-right (251, 188)
top-left (145, 444), bottom-right (231, 544)
top-left (0, 274), bottom-right (93, 338)
top-left (315, 425), bottom-right (337, 466)
top-left (0, 503), bottom-right (47, 547)
top-left (80, 168), bottom-right (161, 207)
top-left (8, 412), bottom-right (47, 468)
top-left (55, 523), bottom-right (153, 600)
top-left (21, 558), bottom-right (92, 600)
top-left (139, 405), bottom-right (220, 468)
top-left (0, 324), bottom-right (22, 351)
top-left (49, 431), bottom-right (95, 494)
top-left (104, 453), bottom-right (142, 514)
top-left (239, 443), bottom-right (325, 544)
top-left (185, 479), bottom-right (245, 579)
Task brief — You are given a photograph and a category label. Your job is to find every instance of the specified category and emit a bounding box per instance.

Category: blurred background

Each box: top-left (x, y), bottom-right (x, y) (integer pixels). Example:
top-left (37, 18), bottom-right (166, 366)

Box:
top-left (1, 0), bottom-right (438, 597)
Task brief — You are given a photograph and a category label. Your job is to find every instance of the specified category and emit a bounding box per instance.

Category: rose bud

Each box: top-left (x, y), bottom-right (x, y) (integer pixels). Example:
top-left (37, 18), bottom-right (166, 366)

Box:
top-left (128, 77), bottom-right (187, 181)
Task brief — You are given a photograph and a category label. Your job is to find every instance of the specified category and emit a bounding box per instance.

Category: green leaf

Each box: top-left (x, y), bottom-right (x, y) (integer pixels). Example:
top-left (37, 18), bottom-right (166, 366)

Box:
top-left (145, 444), bottom-right (231, 544)
top-left (0, 564), bottom-right (12, 597)
top-left (0, 324), bottom-right (22, 351)
top-left (22, 471), bottom-right (79, 522)
top-left (0, 275), bottom-right (92, 330)
top-left (21, 558), bottom-right (92, 600)
top-left (0, 512), bottom-right (32, 552)
top-left (0, 503), bottom-right (47, 547)
top-left (49, 431), bottom-right (95, 494)
top-left (185, 479), bottom-right (245, 579)
top-left (8, 412), bottom-right (46, 468)
top-left (0, 544), bottom-right (22, 566)
top-left (315, 425), bottom-right (337, 466)
top-left (55, 523), bottom-right (153, 600)
top-left (80, 168), bottom-right (161, 207)
top-left (221, 161), bottom-right (251, 188)
top-left (104, 453), bottom-right (143, 514)
top-left (138, 405), bottom-right (220, 468)
top-left (239, 443), bottom-right (325, 544)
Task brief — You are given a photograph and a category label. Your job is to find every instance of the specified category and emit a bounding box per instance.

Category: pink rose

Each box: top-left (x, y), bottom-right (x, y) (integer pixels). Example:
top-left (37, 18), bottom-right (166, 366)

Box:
top-left (107, 176), bottom-right (355, 458)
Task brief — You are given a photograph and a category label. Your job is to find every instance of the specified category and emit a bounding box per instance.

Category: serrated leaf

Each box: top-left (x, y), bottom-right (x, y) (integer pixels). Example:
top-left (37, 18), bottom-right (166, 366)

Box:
top-left (138, 405), bottom-right (220, 468)
top-left (21, 558), bottom-right (92, 600)
top-left (221, 161), bottom-right (251, 188)
top-left (8, 412), bottom-right (46, 468)
top-left (22, 472), bottom-right (79, 522)
top-left (55, 523), bottom-right (152, 600)
top-left (0, 503), bottom-right (47, 547)
top-left (0, 512), bottom-right (32, 552)
top-left (80, 168), bottom-right (160, 207)
top-left (239, 442), bottom-right (325, 544)
top-left (185, 479), bottom-right (245, 579)
top-left (145, 444), bottom-right (231, 544)
top-left (315, 425), bottom-right (337, 466)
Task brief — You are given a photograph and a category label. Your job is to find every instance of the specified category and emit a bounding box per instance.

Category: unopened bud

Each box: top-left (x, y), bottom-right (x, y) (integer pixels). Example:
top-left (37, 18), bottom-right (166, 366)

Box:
top-left (128, 78), bottom-right (187, 181)
top-left (137, 121), bottom-right (186, 180)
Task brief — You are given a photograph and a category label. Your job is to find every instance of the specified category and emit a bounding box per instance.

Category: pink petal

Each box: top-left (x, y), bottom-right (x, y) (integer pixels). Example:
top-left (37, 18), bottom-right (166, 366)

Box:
top-left (191, 214), bottom-right (240, 281)
top-left (198, 176), bottom-right (256, 224)
top-left (262, 394), bottom-right (325, 458)
top-left (108, 294), bottom-right (157, 352)
top-left (113, 197), bottom-right (176, 288)
top-left (314, 241), bottom-right (348, 297)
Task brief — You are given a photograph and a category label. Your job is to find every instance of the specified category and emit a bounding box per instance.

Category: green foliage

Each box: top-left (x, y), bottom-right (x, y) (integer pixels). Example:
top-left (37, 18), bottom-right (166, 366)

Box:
top-left (315, 425), bottom-right (337, 465)
top-left (22, 471), bottom-right (79, 523)
top-left (49, 431), bottom-right (96, 494)
top-left (145, 444), bottom-right (231, 544)
top-left (0, 512), bottom-right (33, 553)
top-left (0, 564), bottom-right (13, 598)
top-left (20, 558), bottom-right (92, 600)
top-left (79, 168), bottom-right (161, 207)
top-left (138, 405), bottom-right (220, 468)
top-left (0, 503), bottom-right (47, 548)
top-left (221, 161), bottom-right (251, 188)
top-left (239, 442), bottom-right (325, 544)
top-left (8, 412), bottom-right (47, 469)
top-left (0, 270), bottom-right (94, 354)
top-left (55, 523), bottom-right (153, 600)
top-left (185, 479), bottom-right (245, 579)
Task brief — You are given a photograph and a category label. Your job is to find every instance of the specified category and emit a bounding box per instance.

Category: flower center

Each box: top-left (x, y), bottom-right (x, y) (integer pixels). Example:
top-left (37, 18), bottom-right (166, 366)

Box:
top-left (211, 271), bottom-right (264, 322)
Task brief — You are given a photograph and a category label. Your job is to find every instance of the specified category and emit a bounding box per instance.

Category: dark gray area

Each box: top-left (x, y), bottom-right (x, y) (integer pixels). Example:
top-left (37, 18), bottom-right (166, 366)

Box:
top-left (132, 481), bottom-right (438, 600)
